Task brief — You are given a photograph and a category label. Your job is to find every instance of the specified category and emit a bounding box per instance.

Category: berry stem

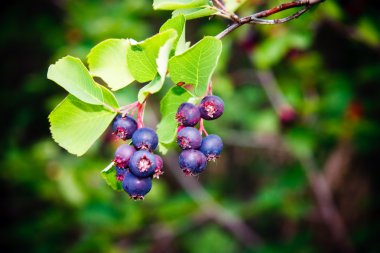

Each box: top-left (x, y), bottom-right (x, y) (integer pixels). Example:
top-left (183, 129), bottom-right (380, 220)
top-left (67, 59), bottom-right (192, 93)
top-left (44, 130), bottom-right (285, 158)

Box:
top-left (137, 102), bottom-right (146, 128)
top-left (198, 119), bottom-right (209, 136)
top-left (206, 81), bottom-right (213, 96)
top-left (119, 101), bottom-right (139, 117)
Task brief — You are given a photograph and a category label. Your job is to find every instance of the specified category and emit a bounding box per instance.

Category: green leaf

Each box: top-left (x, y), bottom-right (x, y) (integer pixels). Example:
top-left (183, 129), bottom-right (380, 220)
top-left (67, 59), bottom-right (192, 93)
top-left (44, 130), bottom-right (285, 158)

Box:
top-left (127, 29), bottom-right (178, 83)
top-left (153, 0), bottom-right (209, 10)
top-left (138, 75), bottom-right (164, 103)
top-left (172, 7), bottom-right (217, 20)
top-left (47, 56), bottom-right (104, 105)
top-left (137, 28), bottom-right (177, 103)
top-left (99, 85), bottom-right (119, 108)
top-left (101, 162), bottom-right (123, 191)
top-left (159, 15), bottom-right (186, 55)
top-left (224, 0), bottom-right (248, 12)
top-left (168, 36), bottom-right (222, 95)
top-left (157, 86), bottom-right (193, 144)
top-left (49, 95), bottom-right (117, 156)
top-left (88, 39), bottom-right (134, 91)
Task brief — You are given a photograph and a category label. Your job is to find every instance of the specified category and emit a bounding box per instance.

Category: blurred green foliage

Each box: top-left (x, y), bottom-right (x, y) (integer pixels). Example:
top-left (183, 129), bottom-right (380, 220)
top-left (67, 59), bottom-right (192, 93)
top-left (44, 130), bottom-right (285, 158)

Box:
top-left (1, 0), bottom-right (380, 252)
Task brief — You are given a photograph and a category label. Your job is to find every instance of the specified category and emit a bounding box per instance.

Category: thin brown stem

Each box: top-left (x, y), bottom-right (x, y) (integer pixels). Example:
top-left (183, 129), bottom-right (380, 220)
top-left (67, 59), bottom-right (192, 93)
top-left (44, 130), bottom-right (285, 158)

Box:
top-left (215, 0), bottom-right (325, 39)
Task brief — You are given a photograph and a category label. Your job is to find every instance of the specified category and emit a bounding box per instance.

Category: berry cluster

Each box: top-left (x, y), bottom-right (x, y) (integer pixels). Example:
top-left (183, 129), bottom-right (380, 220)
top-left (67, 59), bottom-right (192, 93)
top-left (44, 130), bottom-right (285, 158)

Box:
top-left (176, 95), bottom-right (224, 176)
top-left (111, 115), bottom-right (163, 200)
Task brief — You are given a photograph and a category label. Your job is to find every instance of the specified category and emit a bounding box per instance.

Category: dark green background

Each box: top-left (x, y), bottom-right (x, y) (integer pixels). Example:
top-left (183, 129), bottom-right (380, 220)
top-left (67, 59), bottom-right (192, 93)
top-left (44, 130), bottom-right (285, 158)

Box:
top-left (1, 0), bottom-right (379, 252)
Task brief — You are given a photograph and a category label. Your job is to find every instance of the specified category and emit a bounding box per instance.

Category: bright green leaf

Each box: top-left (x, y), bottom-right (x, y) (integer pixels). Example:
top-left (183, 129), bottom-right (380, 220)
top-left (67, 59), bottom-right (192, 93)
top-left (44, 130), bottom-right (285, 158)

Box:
top-left (153, 0), bottom-right (209, 10)
top-left (127, 29), bottom-right (178, 83)
top-left (157, 86), bottom-right (193, 144)
top-left (160, 15), bottom-right (186, 55)
top-left (101, 162), bottom-right (123, 191)
top-left (168, 36), bottom-right (222, 95)
top-left (88, 39), bottom-right (134, 91)
top-left (172, 7), bottom-right (217, 20)
top-left (49, 95), bottom-right (117, 156)
top-left (224, 0), bottom-right (248, 12)
top-left (47, 56), bottom-right (104, 105)
top-left (138, 75), bottom-right (165, 103)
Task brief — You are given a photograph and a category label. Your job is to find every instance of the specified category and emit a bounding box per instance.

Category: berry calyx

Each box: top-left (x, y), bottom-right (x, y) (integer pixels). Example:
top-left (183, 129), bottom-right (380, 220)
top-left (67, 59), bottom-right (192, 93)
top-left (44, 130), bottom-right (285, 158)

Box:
top-left (113, 144), bottom-right (136, 168)
top-left (178, 149), bottom-right (207, 176)
top-left (176, 102), bottom-right (201, 126)
top-left (132, 127), bottom-right (159, 151)
top-left (177, 127), bottom-right (202, 150)
top-left (153, 155), bottom-right (164, 179)
top-left (129, 150), bottom-right (156, 178)
top-left (199, 95), bottom-right (224, 120)
top-left (112, 115), bottom-right (138, 140)
top-left (122, 171), bottom-right (152, 200)
top-left (199, 134), bottom-right (223, 161)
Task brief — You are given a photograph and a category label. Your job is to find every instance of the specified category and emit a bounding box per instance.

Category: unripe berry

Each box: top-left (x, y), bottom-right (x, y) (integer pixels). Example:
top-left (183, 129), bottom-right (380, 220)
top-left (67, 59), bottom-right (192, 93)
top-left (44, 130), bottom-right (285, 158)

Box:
top-left (176, 102), bottom-right (201, 126)
top-left (179, 149), bottom-right (207, 176)
top-left (113, 144), bottom-right (136, 168)
top-left (112, 115), bottom-right (137, 140)
top-left (132, 127), bottom-right (158, 151)
top-left (199, 95), bottom-right (224, 120)
top-left (122, 171), bottom-right (152, 200)
top-left (177, 127), bottom-right (202, 150)
top-left (200, 134), bottom-right (223, 161)
top-left (129, 150), bottom-right (156, 178)
top-left (153, 155), bottom-right (164, 179)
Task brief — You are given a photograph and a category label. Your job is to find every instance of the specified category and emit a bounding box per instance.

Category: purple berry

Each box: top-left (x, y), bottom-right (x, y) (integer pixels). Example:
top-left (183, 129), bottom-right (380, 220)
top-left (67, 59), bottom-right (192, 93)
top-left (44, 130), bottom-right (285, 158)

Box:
top-left (129, 150), bottom-right (156, 178)
top-left (199, 95), bottom-right (224, 120)
top-left (179, 149), bottom-right (207, 176)
top-left (112, 115), bottom-right (137, 140)
top-left (115, 167), bottom-right (127, 181)
top-left (113, 144), bottom-right (136, 168)
top-left (176, 102), bottom-right (201, 126)
top-left (177, 127), bottom-right (202, 150)
top-left (132, 127), bottom-right (158, 151)
top-left (200, 134), bottom-right (223, 161)
top-left (153, 155), bottom-right (164, 179)
top-left (122, 171), bottom-right (152, 200)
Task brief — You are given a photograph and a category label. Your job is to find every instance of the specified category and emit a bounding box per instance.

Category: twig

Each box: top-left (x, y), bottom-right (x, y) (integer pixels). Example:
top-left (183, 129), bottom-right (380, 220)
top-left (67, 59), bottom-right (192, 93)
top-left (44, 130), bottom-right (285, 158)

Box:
top-left (255, 70), bottom-right (355, 253)
top-left (215, 0), bottom-right (325, 39)
top-left (165, 152), bottom-right (263, 247)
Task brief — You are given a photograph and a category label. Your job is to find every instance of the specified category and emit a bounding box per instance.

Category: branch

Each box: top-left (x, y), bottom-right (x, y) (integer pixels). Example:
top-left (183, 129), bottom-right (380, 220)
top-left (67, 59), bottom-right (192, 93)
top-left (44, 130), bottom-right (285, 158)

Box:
top-left (216, 0), bottom-right (325, 39)
top-left (164, 152), bottom-right (263, 247)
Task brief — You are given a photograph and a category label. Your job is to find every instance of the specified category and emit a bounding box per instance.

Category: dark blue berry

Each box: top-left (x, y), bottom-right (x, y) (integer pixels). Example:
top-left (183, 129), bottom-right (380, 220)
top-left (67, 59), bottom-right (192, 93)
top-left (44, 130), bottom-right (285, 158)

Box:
top-left (122, 171), bottom-right (152, 200)
top-left (115, 167), bottom-right (127, 181)
top-left (132, 127), bottom-right (158, 151)
top-left (177, 127), bottom-right (202, 150)
top-left (113, 144), bottom-right (136, 168)
top-left (176, 102), bottom-right (201, 126)
top-left (199, 95), bottom-right (224, 120)
top-left (200, 134), bottom-right (223, 161)
top-left (129, 150), bottom-right (156, 178)
top-left (179, 149), bottom-right (207, 176)
top-left (153, 155), bottom-right (164, 179)
top-left (112, 115), bottom-right (138, 140)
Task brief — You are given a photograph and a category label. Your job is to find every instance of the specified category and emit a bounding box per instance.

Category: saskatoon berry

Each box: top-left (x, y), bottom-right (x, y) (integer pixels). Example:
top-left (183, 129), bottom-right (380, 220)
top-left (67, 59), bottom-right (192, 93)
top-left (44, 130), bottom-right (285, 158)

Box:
top-left (132, 127), bottom-right (159, 151)
top-left (113, 144), bottom-right (136, 168)
top-left (112, 115), bottom-right (137, 140)
top-left (177, 127), bottom-right (202, 150)
top-left (153, 155), bottom-right (164, 179)
top-left (179, 149), bottom-right (207, 176)
top-left (199, 95), bottom-right (224, 120)
top-left (176, 102), bottom-right (201, 126)
top-left (129, 150), bottom-right (156, 178)
top-left (122, 171), bottom-right (152, 200)
top-left (200, 134), bottom-right (223, 161)
top-left (115, 167), bottom-right (127, 181)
